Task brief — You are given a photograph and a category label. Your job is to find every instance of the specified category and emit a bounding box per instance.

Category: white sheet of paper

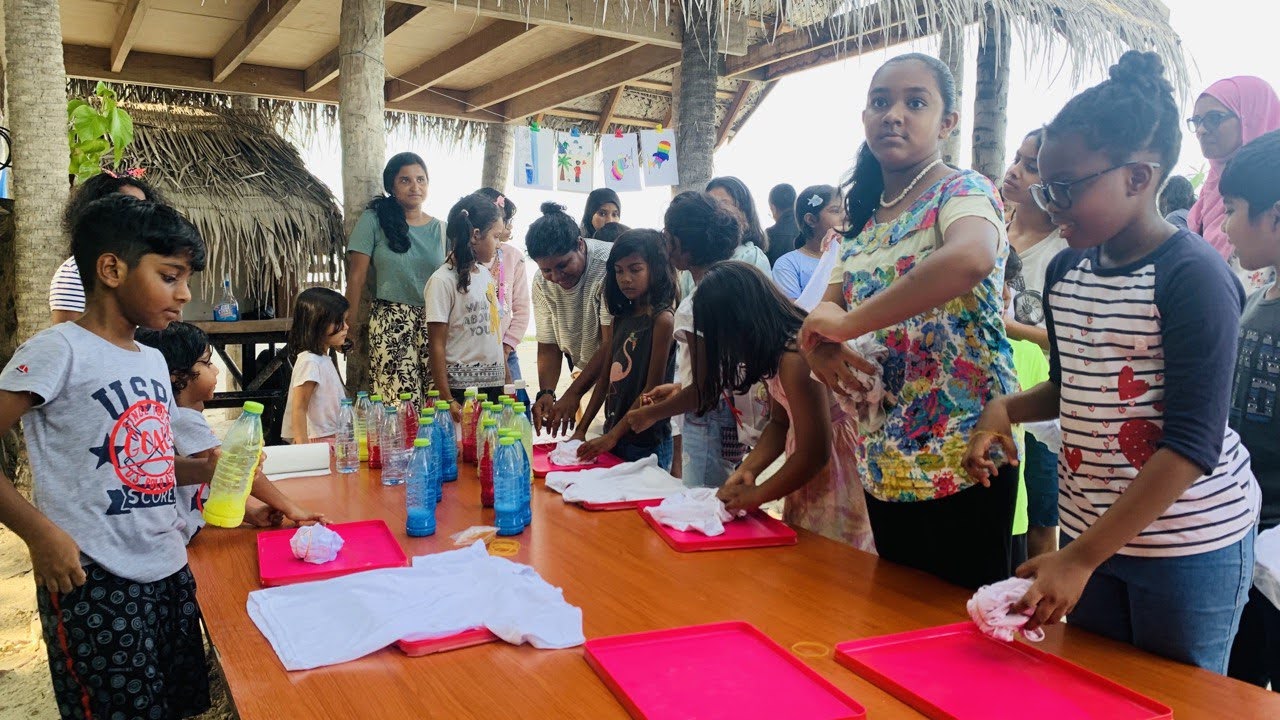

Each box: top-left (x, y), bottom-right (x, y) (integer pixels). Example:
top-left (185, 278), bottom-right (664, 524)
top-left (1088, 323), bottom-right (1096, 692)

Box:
top-left (640, 129), bottom-right (679, 187)
top-left (555, 131), bottom-right (595, 193)
top-left (514, 126), bottom-right (555, 190)
top-left (262, 443), bottom-right (331, 481)
top-left (602, 133), bottom-right (642, 192)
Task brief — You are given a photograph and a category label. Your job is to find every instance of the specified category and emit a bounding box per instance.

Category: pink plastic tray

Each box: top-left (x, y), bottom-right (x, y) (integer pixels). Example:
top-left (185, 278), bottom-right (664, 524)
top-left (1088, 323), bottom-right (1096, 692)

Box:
top-left (585, 622), bottom-right (866, 720)
top-left (256, 520), bottom-right (409, 587)
top-left (532, 443), bottom-right (623, 477)
top-left (636, 501), bottom-right (798, 552)
top-left (834, 623), bottom-right (1172, 720)
top-left (394, 627), bottom-right (499, 657)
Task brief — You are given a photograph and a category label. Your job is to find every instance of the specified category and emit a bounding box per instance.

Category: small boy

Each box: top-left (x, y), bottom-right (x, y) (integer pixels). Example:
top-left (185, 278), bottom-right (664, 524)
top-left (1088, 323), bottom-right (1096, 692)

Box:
top-left (0, 195), bottom-right (214, 719)
top-left (1221, 128), bottom-right (1280, 689)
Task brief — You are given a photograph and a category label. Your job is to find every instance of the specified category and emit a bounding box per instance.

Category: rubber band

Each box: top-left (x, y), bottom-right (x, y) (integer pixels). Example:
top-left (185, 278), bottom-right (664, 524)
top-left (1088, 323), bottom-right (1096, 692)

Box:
top-left (790, 641), bottom-right (831, 658)
top-left (487, 539), bottom-right (520, 557)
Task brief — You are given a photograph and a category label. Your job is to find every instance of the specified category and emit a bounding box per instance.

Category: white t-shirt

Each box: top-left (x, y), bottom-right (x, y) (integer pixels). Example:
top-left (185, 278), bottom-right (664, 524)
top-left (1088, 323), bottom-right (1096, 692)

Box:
top-left (674, 291), bottom-right (696, 388)
top-left (172, 406), bottom-right (221, 542)
top-left (424, 263), bottom-right (505, 388)
top-left (1012, 228), bottom-right (1069, 329)
top-left (282, 351), bottom-right (345, 440)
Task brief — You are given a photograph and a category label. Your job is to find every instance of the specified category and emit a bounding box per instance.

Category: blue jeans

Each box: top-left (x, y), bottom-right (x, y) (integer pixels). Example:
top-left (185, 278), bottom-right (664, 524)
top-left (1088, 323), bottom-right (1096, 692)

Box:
top-left (1064, 529), bottom-right (1255, 673)
top-left (505, 349), bottom-right (522, 382)
top-left (1023, 434), bottom-right (1059, 527)
top-left (614, 434), bottom-right (674, 471)
top-left (680, 399), bottom-right (744, 489)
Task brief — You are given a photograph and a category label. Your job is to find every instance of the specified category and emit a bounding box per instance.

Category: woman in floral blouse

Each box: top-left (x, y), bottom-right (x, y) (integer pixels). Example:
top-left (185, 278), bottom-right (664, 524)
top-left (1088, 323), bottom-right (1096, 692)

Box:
top-left (800, 53), bottom-right (1019, 589)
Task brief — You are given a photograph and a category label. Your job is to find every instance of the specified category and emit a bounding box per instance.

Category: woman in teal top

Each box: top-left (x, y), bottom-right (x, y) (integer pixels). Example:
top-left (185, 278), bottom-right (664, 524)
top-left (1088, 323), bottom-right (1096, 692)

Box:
top-left (345, 152), bottom-right (447, 402)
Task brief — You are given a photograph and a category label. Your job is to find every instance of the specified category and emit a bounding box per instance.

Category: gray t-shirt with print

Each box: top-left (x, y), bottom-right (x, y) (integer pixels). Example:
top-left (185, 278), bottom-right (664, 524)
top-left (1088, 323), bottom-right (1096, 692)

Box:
top-left (0, 323), bottom-right (188, 583)
top-left (172, 406), bottom-right (221, 543)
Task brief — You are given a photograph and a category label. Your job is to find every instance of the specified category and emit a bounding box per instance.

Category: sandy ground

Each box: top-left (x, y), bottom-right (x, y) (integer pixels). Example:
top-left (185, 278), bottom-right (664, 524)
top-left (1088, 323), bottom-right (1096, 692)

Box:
top-left (0, 341), bottom-right (778, 719)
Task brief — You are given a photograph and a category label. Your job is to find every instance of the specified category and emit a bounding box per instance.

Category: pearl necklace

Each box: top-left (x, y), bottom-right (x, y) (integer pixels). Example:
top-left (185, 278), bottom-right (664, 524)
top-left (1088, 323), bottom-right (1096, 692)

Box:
top-left (879, 158), bottom-right (943, 208)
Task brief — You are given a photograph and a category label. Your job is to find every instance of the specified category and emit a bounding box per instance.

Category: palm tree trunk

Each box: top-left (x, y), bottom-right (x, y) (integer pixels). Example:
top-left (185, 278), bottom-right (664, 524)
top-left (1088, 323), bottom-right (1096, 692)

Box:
top-left (481, 123), bottom-right (513, 192)
top-left (939, 23), bottom-right (966, 167)
top-left (4, 0), bottom-right (70, 494)
top-left (338, 0), bottom-right (385, 394)
top-left (675, 1), bottom-right (719, 194)
top-left (972, 3), bottom-right (1010, 182)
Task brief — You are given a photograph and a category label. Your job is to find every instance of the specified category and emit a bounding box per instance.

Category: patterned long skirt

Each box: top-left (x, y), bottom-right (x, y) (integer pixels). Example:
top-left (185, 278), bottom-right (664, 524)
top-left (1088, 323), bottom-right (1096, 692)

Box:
top-left (369, 299), bottom-right (432, 402)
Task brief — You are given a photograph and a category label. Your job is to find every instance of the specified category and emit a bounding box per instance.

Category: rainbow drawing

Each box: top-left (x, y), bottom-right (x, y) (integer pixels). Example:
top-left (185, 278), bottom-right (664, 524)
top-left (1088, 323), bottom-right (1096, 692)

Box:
top-left (652, 140), bottom-right (672, 167)
top-left (611, 156), bottom-right (629, 181)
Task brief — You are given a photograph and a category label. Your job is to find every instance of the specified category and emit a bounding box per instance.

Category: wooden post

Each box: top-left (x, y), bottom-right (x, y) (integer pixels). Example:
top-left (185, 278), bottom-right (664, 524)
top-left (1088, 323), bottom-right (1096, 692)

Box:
top-left (972, 4), bottom-right (1009, 182)
top-left (675, 4), bottom-right (718, 194)
top-left (339, 0), bottom-right (385, 393)
top-left (939, 23), bottom-right (965, 167)
top-left (481, 122), bottom-right (513, 192)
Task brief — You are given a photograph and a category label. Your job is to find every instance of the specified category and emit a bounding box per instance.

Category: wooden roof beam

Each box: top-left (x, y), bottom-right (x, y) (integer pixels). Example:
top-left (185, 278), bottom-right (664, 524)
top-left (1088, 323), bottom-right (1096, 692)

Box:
top-left (464, 37), bottom-right (640, 110)
top-left (64, 44), bottom-right (494, 122)
top-left (724, 0), bottom-right (935, 77)
top-left (758, 14), bottom-right (931, 82)
top-left (212, 0), bottom-right (305, 82)
top-left (597, 84), bottom-right (626, 133)
top-left (716, 81), bottom-right (752, 148)
top-left (304, 2), bottom-right (425, 92)
top-left (628, 78), bottom-right (735, 100)
top-left (402, 0), bottom-right (748, 55)
top-left (109, 0), bottom-right (150, 72)
top-left (545, 107), bottom-right (662, 128)
top-left (502, 45), bottom-right (680, 120)
top-left (386, 20), bottom-right (538, 102)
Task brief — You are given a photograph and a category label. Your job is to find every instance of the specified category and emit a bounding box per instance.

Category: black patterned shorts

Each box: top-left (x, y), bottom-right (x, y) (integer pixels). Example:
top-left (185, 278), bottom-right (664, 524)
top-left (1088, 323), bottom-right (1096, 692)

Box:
top-left (36, 564), bottom-right (211, 720)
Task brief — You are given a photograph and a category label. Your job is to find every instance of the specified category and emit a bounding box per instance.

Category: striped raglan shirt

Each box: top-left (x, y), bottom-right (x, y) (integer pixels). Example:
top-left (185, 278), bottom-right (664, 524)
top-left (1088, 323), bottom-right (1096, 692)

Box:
top-left (1044, 230), bottom-right (1260, 558)
top-left (48, 256), bottom-right (86, 313)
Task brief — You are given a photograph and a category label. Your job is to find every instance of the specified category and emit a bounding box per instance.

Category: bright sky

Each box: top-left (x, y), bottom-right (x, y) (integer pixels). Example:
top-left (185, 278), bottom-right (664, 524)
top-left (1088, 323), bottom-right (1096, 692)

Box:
top-left (298, 0), bottom-right (1280, 259)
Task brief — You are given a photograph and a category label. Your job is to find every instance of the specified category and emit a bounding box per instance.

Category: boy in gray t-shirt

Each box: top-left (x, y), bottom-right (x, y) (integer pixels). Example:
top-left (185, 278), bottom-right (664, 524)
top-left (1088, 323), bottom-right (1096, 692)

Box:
top-left (0, 196), bottom-right (215, 719)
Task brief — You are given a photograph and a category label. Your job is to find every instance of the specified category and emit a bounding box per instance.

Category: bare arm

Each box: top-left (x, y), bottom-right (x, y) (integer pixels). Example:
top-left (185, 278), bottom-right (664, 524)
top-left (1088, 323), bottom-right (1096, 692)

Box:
top-left (574, 342), bottom-right (612, 440)
top-left (1004, 318), bottom-right (1051, 351)
top-left (288, 381), bottom-right (317, 444)
top-left (427, 322), bottom-right (453, 402)
top-left (344, 252), bottom-right (371, 323)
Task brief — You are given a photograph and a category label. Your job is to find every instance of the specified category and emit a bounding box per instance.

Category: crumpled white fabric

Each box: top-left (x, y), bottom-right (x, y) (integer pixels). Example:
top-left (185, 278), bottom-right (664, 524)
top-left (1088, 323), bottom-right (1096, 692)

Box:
top-left (643, 488), bottom-right (743, 537)
top-left (1024, 420), bottom-right (1063, 455)
top-left (290, 524), bottom-right (344, 564)
top-left (247, 542), bottom-right (584, 671)
top-left (822, 334), bottom-right (891, 433)
top-left (1254, 525), bottom-right (1280, 611)
top-left (548, 440), bottom-right (595, 467)
top-left (545, 455), bottom-right (684, 504)
top-left (967, 577), bottom-right (1045, 643)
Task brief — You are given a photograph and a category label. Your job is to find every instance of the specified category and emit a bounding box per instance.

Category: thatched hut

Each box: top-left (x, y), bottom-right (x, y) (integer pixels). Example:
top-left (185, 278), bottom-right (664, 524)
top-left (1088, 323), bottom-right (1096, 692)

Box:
top-left (117, 103), bottom-right (345, 316)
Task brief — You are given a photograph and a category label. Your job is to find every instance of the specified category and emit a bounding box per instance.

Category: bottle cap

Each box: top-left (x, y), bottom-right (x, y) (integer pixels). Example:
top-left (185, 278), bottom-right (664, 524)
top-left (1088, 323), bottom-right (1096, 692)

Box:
top-left (499, 437), bottom-right (515, 446)
top-left (422, 416), bottom-right (435, 426)
top-left (385, 406), bottom-right (397, 414)
top-left (423, 407), bottom-right (437, 416)
top-left (513, 403), bottom-right (526, 413)
top-left (414, 438), bottom-right (431, 447)
top-left (464, 387), bottom-right (477, 397)
top-left (243, 401), bottom-right (264, 414)
top-left (399, 392), bottom-right (412, 400)
top-left (504, 384), bottom-right (516, 395)
top-left (357, 391), bottom-right (369, 398)
top-left (514, 380), bottom-right (527, 390)
top-left (371, 394), bottom-right (382, 402)
top-left (501, 397), bottom-right (514, 405)
top-left (428, 390), bottom-right (441, 398)
top-left (482, 417), bottom-right (496, 426)
top-left (435, 401), bottom-right (450, 410)
top-left (341, 397), bottom-right (353, 406)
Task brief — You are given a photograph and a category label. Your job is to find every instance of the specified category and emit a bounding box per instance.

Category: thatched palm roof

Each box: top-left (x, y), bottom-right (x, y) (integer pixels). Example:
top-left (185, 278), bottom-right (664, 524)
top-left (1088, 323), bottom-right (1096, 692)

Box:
top-left (117, 104), bottom-right (345, 304)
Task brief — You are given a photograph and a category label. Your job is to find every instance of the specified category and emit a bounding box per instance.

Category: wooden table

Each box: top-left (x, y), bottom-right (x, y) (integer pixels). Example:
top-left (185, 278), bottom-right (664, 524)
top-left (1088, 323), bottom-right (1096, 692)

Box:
top-left (187, 467), bottom-right (1280, 719)
top-left (192, 319), bottom-right (294, 443)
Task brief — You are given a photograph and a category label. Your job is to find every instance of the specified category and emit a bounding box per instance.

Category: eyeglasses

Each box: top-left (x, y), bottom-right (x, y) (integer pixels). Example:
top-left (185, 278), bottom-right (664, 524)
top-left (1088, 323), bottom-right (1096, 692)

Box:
top-left (1029, 162), bottom-right (1161, 211)
top-left (1186, 111), bottom-right (1236, 134)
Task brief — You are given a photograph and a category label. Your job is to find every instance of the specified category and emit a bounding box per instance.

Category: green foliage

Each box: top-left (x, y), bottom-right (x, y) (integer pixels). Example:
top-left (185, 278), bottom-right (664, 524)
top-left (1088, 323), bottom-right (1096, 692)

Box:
top-left (67, 82), bottom-right (135, 184)
top-left (1188, 164), bottom-right (1207, 192)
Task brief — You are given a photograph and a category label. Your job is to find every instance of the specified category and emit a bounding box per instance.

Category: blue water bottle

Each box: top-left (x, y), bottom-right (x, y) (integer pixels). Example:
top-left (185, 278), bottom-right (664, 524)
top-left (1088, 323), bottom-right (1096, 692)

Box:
top-left (434, 401), bottom-right (459, 482)
top-left (418, 408), bottom-right (436, 441)
top-left (494, 437), bottom-right (522, 536)
top-left (406, 438), bottom-right (436, 537)
top-left (420, 416), bottom-right (442, 504)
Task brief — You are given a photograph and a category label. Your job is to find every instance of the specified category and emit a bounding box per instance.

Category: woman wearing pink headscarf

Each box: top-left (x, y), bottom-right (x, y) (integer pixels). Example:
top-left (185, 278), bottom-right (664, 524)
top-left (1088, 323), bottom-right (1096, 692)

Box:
top-left (1187, 76), bottom-right (1280, 290)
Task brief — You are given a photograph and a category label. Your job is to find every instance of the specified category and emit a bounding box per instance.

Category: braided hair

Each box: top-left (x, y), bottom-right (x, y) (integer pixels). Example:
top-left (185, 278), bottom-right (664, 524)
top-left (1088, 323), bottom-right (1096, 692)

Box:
top-left (366, 152), bottom-right (428, 254)
top-left (445, 193), bottom-right (502, 294)
top-left (1045, 51), bottom-right (1181, 181)
top-left (841, 53), bottom-right (958, 236)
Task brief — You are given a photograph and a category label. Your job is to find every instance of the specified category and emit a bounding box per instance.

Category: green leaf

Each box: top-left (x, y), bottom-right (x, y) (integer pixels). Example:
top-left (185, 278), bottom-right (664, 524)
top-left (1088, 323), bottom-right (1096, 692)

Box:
top-left (66, 99), bottom-right (88, 115)
top-left (70, 104), bottom-right (107, 142)
top-left (108, 108), bottom-right (134, 167)
top-left (94, 81), bottom-right (115, 101)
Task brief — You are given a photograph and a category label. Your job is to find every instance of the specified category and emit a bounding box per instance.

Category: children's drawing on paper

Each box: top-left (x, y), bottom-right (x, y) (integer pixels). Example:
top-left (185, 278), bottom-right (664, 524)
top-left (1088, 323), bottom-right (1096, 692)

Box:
top-left (602, 133), bottom-right (642, 192)
top-left (640, 129), bottom-right (679, 187)
top-left (555, 131), bottom-right (595, 193)
top-left (514, 126), bottom-right (555, 190)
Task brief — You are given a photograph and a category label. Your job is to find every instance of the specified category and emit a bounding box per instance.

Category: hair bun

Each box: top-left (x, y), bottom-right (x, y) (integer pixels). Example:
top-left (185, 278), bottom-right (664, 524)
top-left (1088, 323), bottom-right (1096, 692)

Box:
top-left (1109, 51), bottom-right (1171, 94)
top-left (540, 201), bottom-right (566, 216)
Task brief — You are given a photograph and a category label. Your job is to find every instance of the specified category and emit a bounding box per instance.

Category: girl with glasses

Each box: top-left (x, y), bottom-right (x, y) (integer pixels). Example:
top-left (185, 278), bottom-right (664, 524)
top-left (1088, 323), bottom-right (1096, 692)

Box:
top-left (965, 51), bottom-right (1261, 674)
top-left (1187, 76), bottom-right (1280, 290)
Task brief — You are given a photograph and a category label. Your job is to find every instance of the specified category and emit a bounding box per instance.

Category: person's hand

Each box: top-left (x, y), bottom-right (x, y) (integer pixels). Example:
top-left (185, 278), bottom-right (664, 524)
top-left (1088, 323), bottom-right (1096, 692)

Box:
top-left (577, 433), bottom-right (617, 462)
top-left (243, 503), bottom-right (284, 528)
top-left (532, 393), bottom-right (555, 432)
top-left (627, 406), bottom-right (657, 434)
top-left (280, 505), bottom-right (327, 526)
top-left (546, 393), bottom-right (580, 436)
top-left (961, 399), bottom-right (1019, 487)
top-left (799, 301), bottom-right (856, 351)
top-left (28, 525), bottom-right (87, 594)
top-left (448, 400), bottom-right (463, 423)
top-left (504, 343), bottom-right (516, 358)
top-left (641, 383), bottom-right (680, 406)
top-left (717, 469), bottom-right (762, 513)
top-left (803, 341), bottom-right (875, 397)
top-left (1013, 547), bottom-right (1097, 631)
